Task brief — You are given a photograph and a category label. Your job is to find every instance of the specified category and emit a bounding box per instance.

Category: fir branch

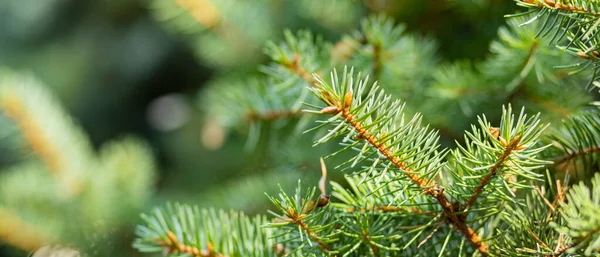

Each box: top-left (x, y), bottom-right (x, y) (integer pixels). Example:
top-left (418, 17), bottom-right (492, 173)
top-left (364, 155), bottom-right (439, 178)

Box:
top-left (281, 53), bottom-right (320, 86)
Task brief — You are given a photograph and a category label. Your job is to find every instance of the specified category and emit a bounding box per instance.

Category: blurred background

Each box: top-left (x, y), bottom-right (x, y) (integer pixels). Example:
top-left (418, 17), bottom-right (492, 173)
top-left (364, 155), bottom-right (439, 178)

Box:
top-left (0, 0), bottom-right (542, 256)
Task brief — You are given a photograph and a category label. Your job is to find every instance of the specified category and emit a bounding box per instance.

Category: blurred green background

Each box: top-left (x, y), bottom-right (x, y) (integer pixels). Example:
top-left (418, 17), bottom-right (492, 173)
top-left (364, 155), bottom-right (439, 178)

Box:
top-left (0, 0), bottom-right (522, 256)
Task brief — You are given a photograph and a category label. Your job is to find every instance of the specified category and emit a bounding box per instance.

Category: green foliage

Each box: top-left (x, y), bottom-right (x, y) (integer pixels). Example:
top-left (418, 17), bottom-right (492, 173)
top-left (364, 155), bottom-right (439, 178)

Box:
top-left (148, 0), bottom-right (361, 68)
top-left (0, 69), bottom-right (156, 253)
top-left (544, 109), bottom-right (600, 179)
top-left (554, 173), bottom-right (600, 255)
top-left (132, 2), bottom-right (600, 255)
top-left (134, 203), bottom-right (284, 257)
top-left (515, 0), bottom-right (600, 85)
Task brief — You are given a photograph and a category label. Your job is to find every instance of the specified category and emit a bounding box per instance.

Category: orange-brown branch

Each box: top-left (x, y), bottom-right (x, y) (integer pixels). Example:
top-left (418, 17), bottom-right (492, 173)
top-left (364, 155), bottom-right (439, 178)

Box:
top-left (345, 205), bottom-right (437, 217)
top-left (283, 53), bottom-right (320, 86)
top-left (287, 53), bottom-right (490, 255)
top-left (552, 146), bottom-right (600, 166)
top-left (0, 94), bottom-right (62, 175)
top-left (0, 208), bottom-right (53, 252)
top-left (285, 208), bottom-right (331, 251)
top-left (362, 231), bottom-right (380, 257)
top-left (157, 231), bottom-right (228, 257)
top-left (245, 110), bottom-right (301, 121)
top-left (462, 136), bottom-right (521, 210)
top-left (329, 104), bottom-right (488, 255)
top-left (523, 0), bottom-right (600, 15)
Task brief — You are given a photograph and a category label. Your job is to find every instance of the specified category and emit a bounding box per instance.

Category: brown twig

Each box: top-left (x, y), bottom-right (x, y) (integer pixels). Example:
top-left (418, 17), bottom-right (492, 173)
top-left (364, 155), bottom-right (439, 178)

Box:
top-left (245, 110), bottom-right (302, 121)
top-left (345, 205), bottom-right (437, 217)
top-left (284, 208), bottom-right (331, 251)
top-left (462, 136), bottom-right (522, 210)
top-left (362, 230), bottom-right (380, 257)
top-left (549, 227), bottom-right (599, 256)
top-left (283, 53), bottom-right (320, 86)
top-left (552, 146), bottom-right (600, 167)
top-left (157, 231), bottom-right (228, 257)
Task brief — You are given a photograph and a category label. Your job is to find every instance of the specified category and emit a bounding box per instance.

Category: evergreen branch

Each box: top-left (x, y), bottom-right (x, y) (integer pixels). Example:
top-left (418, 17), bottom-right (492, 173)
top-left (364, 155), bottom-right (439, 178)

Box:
top-left (0, 69), bottom-right (93, 196)
top-left (134, 203), bottom-right (285, 257)
top-left (281, 53), bottom-right (320, 87)
top-left (447, 106), bottom-right (549, 216)
top-left (520, 0), bottom-right (600, 16)
top-left (0, 207), bottom-right (53, 252)
top-left (552, 146), bottom-right (600, 166)
top-left (343, 206), bottom-right (437, 217)
top-left (173, 0), bottom-right (220, 28)
top-left (245, 109), bottom-right (302, 122)
top-left (0, 91), bottom-right (62, 175)
top-left (157, 230), bottom-right (227, 257)
top-left (307, 68), bottom-right (490, 256)
top-left (544, 109), bottom-right (600, 175)
top-left (266, 183), bottom-right (336, 254)
top-left (552, 173), bottom-right (600, 255)
top-left (283, 206), bottom-right (331, 251)
top-left (462, 135), bottom-right (523, 210)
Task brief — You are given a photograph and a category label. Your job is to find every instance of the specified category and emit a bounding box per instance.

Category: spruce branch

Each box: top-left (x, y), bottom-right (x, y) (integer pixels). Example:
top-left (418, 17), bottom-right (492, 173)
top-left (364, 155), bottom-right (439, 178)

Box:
top-left (134, 203), bottom-right (286, 257)
top-left (461, 132), bottom-right (524, 210)
top-left (306, 67), bottom-right (491, 255)
top-left (519, 0), bottom-right (600, 16)
top-left (446, 105), bottom-right (549, 219)
top-left (544, 109), bottom-right (600, 176)
top-left (0, 207), bottom-right (54, 252)
top-left (0, 69), bottom-right (93, 195)
top-left (514, 1), bottom-right (600, 85)
top-left (552, 173), bottom-right (600, 255)
top-left (266, 182), bottom-right (336, 253)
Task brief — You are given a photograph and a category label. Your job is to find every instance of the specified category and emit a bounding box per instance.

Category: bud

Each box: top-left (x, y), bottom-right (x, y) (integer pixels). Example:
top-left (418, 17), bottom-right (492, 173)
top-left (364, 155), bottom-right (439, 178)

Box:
top-left (321, 106), bottom-right (339, 114)
top-left (344, 90), bottom-right (353, 109)
top-left (489, 127), bottom-right (500, 140)
top-left (317, 194), bottom-right (331, 208)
